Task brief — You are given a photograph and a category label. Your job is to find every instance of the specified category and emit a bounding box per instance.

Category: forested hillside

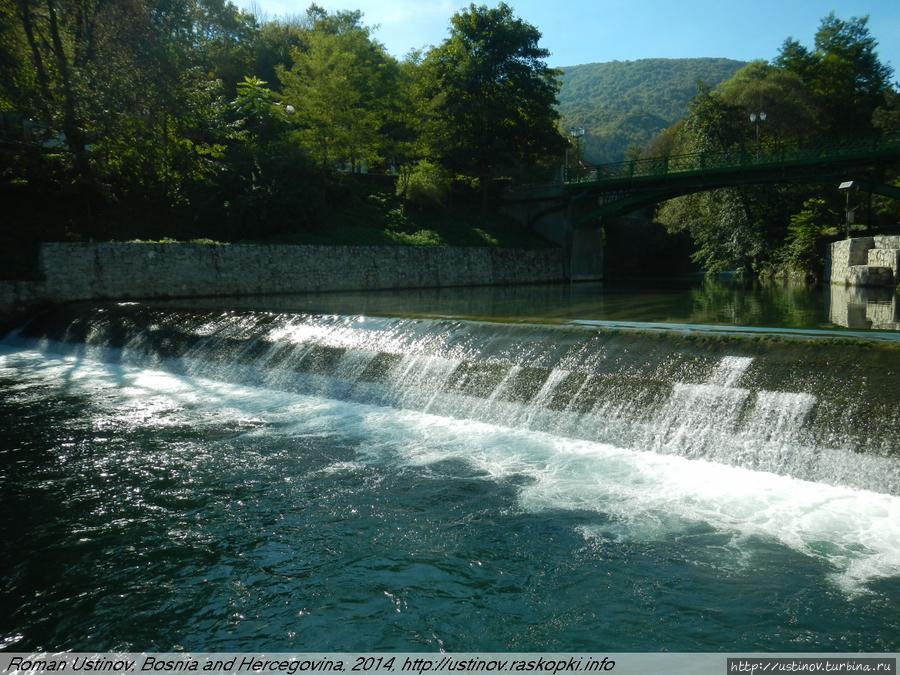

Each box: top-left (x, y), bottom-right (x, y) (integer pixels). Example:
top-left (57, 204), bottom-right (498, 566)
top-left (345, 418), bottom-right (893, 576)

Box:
top-left (557, 58), bottom-right (745, 163)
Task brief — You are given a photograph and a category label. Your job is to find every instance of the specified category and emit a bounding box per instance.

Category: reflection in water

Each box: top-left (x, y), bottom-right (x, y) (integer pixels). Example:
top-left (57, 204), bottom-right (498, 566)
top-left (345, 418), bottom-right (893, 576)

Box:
top-left (828, 285), bottom-right (899, 330)
top-left (143, 277), bottom-right (900, 333)
top-left (687, 279), bottom-right (826, 329)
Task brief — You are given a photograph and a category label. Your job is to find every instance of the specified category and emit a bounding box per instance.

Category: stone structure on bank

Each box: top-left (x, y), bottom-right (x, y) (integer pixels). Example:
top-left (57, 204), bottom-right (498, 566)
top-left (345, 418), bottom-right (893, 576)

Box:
top-left (0, 242), bottom-right (564, 329)
top-left (826, 235), bottom-right (900, 287)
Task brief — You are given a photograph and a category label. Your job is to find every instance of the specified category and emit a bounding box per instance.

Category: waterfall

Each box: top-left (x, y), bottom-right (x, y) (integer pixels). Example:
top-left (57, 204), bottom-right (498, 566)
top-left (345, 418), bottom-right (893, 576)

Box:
top-left (5, 302), bottom-right (899, 495)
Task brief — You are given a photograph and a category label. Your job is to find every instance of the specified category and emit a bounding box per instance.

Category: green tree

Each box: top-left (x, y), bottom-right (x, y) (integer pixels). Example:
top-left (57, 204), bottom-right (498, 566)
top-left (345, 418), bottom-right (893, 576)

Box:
top-left (86, 1), bottom-right (228, 204)
top-left (229, 75), bottom-right (285, 146)
top-left (252, 19), bottom-right (307, 89)
top-left (419, 2), bottom-right (565, 207)
top-left (381, 51), bottom-right (423, 183)
top-left (678, 82), bottom-right (746, 154)
top-left (191, 0), bottom-right (260, 98)
top-left (6, 0), bottom-right (94, 180)
top-left (870, 89), bottom-right (900, 230)
top-left (278, 16), bottom-right (397, 172)
top-left (1, 0), bottom-right (232, 196)
top-left (656, 85), bottom-right (802, 275)
top-left (775, 198), bottom-right (841, 277)
top-left (777, 13), bottom-right (892, 137)
top-left (654, 12), bottom-right (896, 277)
top-left (659, 186), bottom-right (769, 276)
top-left (219, 74), bottom-right (318, 235)
top-left (717, 61), bottom-right (819, 144)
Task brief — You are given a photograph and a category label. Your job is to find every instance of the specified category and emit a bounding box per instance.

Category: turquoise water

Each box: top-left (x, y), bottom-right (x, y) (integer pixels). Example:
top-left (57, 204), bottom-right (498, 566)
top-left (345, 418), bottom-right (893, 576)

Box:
top-left (1, 300), bottom-right (899, 652)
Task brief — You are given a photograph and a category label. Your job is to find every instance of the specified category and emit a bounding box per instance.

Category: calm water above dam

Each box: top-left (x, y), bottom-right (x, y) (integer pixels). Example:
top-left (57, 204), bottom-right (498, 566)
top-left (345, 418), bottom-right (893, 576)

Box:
top-left (143, 278), bottom-right (900, 334)
top-left (1, 281), bottom-right (899, 652)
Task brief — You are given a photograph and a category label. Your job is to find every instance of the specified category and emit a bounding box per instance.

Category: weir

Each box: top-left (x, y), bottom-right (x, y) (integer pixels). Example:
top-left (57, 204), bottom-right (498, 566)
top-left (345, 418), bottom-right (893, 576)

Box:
top-left (6, 302), bottom-right (899, 496)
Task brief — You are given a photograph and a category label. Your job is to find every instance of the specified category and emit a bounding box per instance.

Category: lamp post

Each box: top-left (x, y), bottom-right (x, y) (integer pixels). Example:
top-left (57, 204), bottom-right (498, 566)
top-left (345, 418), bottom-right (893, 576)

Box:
top-left (569, 126), bottom-right (585, 163)
top-left (749, 111), bottom-right (766, 159)
top-left (565, 126), bottom-right (585, 181)
top-left (838, 181), bottom-right (857, 239)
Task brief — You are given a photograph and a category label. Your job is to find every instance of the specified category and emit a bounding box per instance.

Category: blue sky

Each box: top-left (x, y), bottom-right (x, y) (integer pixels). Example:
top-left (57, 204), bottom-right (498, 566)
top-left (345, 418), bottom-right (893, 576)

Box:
top-left (236, 0), bottom-right (900, 75)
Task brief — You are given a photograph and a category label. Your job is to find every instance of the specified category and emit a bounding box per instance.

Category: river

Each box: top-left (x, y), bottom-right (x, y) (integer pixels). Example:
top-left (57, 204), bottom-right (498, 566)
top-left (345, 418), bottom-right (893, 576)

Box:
top-left (0, 279), bottom-right (898, 651)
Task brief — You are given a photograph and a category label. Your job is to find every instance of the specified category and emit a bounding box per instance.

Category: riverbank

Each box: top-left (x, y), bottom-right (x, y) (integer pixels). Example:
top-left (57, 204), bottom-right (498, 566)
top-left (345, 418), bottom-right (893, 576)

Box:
top-left (0, 242), bottom-right (565, 332)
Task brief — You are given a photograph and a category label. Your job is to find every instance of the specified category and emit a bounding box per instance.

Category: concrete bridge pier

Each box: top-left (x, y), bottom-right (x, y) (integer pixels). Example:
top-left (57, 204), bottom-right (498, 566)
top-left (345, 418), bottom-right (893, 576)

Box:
top-left (567, 223), bottom-right (604, 281)
top-left (501, 186), bottom-right (604, 281)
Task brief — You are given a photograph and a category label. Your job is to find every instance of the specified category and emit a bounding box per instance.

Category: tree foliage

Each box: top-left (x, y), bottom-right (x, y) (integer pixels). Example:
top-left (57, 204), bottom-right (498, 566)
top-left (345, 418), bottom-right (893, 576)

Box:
top-left (777, 13), bottom-right (893, 137)
top-left (0, 0), bottom-right (564, 243)
top-left (278, 18), bottom-right (396, 171)
top-left (654, 12), bottom-right (897, 277)
top-left (774, 198), bottom-right (841, 277)
top-left (418, 2), bottom-right (565, 203)
top-left (558, 58), bottom-right (745, 163)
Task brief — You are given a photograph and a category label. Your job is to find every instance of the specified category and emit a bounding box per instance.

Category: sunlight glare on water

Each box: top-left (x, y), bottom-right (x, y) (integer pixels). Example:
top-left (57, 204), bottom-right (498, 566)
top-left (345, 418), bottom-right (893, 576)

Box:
top-left (4, 347), bottom-right (899, 594)
top-left (2, 328), bottom-right (899, 651)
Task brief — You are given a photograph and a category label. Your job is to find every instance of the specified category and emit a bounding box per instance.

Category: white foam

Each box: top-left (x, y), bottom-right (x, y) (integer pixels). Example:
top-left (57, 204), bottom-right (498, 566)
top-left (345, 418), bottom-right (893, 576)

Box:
top-left (708, 355), bottom-right (754, 387)
top-left (369, 411), bottom-right (900, 594)
top-left (2, 346), bottom-right (899, 594)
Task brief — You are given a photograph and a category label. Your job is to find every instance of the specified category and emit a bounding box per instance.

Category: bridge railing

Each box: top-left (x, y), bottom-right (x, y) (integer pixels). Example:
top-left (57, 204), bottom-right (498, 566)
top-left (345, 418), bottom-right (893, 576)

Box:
top-left (564, 133), bottom-right (900, 185)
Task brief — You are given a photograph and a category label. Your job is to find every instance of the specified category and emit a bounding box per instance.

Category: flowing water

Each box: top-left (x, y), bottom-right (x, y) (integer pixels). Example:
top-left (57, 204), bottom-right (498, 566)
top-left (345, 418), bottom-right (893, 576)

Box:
top-left (1, 296), bottom-right (899, 652)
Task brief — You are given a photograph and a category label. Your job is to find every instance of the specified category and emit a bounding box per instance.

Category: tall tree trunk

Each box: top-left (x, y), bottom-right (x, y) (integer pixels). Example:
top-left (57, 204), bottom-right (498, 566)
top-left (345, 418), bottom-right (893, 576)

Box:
top-left (162, 112), bottom-right (170, 200)
top-left (45, 0), bottom-right (90, 181)
top-left (16, 0), bottom-right (53, 127)
top-left (72, 0), bottom-right (97, 69)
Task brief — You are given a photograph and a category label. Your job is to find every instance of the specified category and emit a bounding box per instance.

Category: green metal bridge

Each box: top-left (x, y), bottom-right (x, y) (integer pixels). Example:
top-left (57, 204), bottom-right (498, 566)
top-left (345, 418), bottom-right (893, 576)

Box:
top-left (562, 133), bottom-right (900, 224)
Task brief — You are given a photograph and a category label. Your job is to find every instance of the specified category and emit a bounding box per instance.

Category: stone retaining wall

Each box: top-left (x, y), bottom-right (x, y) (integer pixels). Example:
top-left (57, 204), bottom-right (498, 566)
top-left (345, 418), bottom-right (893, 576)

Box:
top-left (0, 242), bottom-right (564, 328)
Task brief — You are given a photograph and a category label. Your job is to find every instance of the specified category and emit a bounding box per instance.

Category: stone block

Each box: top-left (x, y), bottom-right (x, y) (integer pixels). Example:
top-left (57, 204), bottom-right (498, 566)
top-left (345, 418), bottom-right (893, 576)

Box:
top-left (827, 237), bottom-right (898, 286)
top-left (874, 235), bottom-right (900, 250)
top-left (866, 297), bottom-right (899, 329)
top-left (846, 265), bottom-right (893, 287)
top-left (867, 248), bottom-right (900, 279)
top-left (847, 236), bottom-right (876, 265)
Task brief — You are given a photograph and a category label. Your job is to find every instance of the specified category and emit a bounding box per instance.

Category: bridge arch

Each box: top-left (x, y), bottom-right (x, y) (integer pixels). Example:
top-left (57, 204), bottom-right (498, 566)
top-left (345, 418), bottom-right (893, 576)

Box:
top-left (502, 134), bottom-right (900, 280)
top-left (565, 135), bottom-right (900, 225)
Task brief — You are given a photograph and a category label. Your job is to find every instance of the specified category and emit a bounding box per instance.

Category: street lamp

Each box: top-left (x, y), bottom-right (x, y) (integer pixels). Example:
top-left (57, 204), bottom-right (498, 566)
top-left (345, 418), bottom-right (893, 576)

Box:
top-left (563, 126), bottom-right (585, 182)
top-left (569, 126), bottom-right (585, 163)
top-left (749, 111), bottom-right (766, 159)
top-left (838, 181), bottom-right (857, 239)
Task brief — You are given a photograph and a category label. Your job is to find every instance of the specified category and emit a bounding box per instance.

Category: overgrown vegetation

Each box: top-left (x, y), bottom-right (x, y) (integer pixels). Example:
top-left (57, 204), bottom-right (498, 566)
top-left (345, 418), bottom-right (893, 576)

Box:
top-left (0, 1), bottom-right (564, 260)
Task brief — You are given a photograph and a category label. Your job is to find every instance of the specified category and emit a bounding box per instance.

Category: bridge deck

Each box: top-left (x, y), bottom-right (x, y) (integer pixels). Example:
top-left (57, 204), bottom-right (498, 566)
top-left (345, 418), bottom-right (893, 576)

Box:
top-left (564, 134), bottom-right (900, 191)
